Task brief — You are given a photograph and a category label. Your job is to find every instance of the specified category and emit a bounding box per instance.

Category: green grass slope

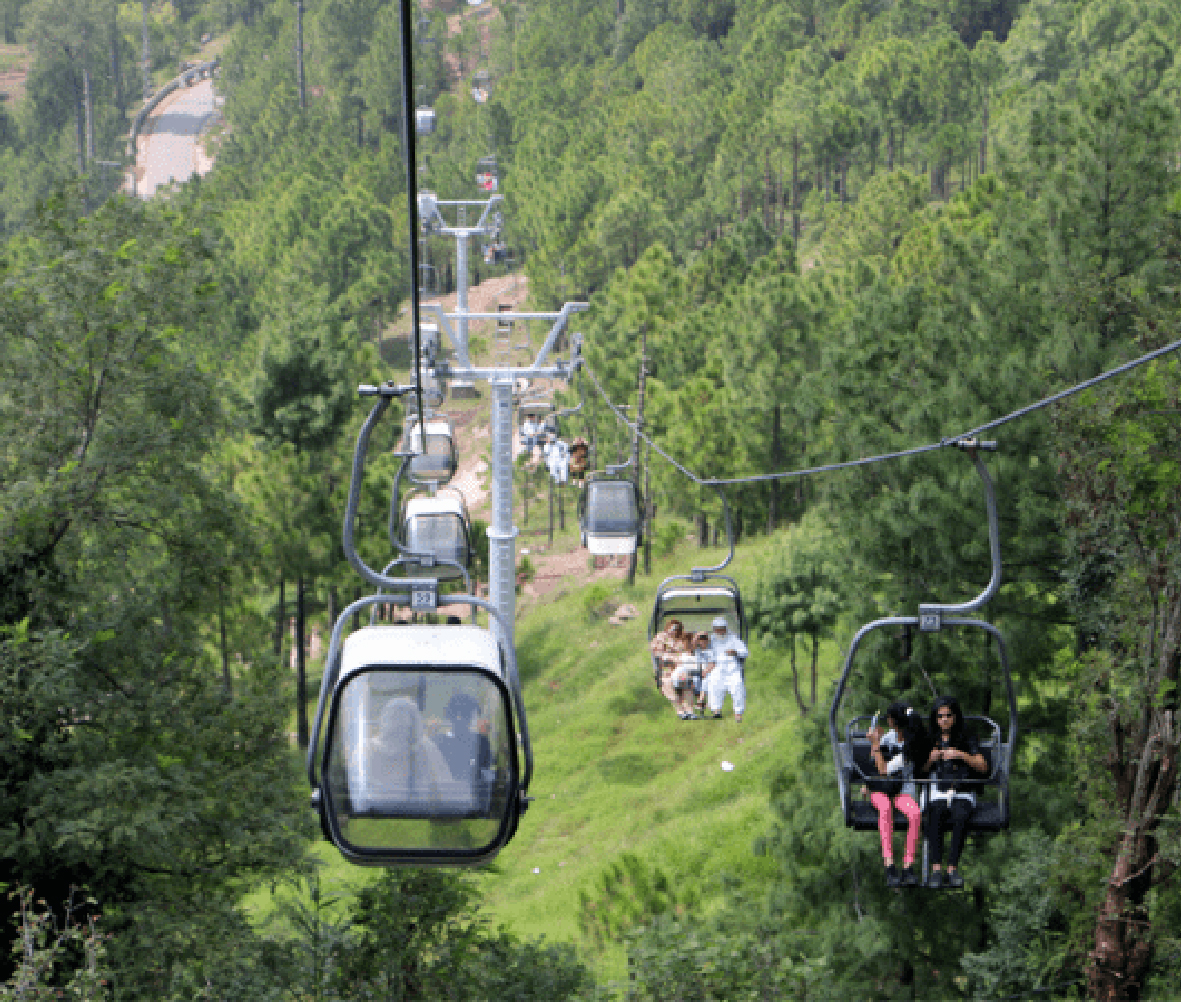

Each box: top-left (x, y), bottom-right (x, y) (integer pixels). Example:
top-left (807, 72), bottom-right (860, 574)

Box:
top-left (470, 520), bottom-right (839, 983)
top-left (249, 517), bottom-right (843, 987)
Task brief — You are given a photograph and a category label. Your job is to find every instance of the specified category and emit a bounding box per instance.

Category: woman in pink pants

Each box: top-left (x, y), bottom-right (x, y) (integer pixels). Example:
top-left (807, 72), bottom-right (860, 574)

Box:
top-left (865, 702), bottom-right (931, 888)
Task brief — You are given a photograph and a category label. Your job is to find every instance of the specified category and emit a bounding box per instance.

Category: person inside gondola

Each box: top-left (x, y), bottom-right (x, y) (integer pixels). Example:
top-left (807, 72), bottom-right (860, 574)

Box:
top-left (436, 692), bottom-right (491, 785)
top-left (649, 618), bottom-right (688, 717)
top-left (864, 702), bottom-right (930, 888)
top-left (924, 695), bottom-right (988, 888)
top-left (705, 617), bottom-right (748, 722)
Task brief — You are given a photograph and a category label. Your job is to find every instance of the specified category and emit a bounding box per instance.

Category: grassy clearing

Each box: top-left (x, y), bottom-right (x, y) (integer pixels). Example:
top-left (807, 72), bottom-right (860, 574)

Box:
top-left (243, 477), bottom-right (842, 986)
top-left (466, 526), bottom-right (833, 983)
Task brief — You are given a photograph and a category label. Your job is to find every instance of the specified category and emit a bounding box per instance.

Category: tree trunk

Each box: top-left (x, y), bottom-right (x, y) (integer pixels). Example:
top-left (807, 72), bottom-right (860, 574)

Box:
top-left (979, 96), bottom-right (989, 176)
top-left (886, 123), bottom-right (894, 171)
top-left (296, 575), bottom-right (309, 749)
top-left (295, 0), bottom-right (307, 111)
top-left (275, 577), bottom-right (285, 657)
top-left (83, 59), bottom-right (94, 164)
top-left (767, 403), bottom-right (781, 533)
top-left (791, 130), bottom-right (801, 244)
top-left (840, 156), bottom-right (848, 204)
top-left (763, 153), bottom-right (773, 232)
top-left (70, 59), bottom-right (85, 175)
top-left (110, 17), bottom-right (125, 120)
top-left (141, 0), bottom-right (151, 102)
top-left (218, 576), bottom-right (232, 698)
top-left (696, 513), bottom-right (708, 548)
top-left (789, 638), bottom-right (807, 713)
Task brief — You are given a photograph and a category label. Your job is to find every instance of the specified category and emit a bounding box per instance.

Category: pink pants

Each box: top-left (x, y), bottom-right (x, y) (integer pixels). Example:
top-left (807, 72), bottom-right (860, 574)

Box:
top-left (870, 792), bottom-right (921, 866)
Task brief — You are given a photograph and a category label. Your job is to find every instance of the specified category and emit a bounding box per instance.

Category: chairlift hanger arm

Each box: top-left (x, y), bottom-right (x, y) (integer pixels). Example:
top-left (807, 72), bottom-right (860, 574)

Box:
top-left (689, 486), bottom-right (734, 579)
top-left (918, 443), bottom-right (1002, 623)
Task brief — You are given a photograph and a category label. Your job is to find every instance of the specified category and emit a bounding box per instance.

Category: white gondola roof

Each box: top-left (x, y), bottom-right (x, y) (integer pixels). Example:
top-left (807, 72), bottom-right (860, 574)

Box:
top-left (405, 495), bottom-right (467, 520)
top-left (341, 625), bottom-right (501, 676)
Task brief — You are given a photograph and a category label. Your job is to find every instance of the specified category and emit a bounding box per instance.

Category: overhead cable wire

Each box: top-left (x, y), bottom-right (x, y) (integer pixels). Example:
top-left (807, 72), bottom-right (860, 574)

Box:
top-left (581, 335), bottom-right (1181, 488)
top-left (397, 0), bottom-right (426, 432)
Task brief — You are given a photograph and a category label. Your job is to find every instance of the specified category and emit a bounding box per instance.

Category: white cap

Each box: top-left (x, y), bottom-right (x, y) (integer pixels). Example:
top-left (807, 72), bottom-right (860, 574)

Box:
top-left (712, 617), bottom-right (728, 629)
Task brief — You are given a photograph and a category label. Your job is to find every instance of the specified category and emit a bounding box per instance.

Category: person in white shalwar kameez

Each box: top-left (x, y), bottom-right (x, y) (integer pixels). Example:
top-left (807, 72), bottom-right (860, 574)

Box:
top-left (705, 616), bottom-right (747, 722)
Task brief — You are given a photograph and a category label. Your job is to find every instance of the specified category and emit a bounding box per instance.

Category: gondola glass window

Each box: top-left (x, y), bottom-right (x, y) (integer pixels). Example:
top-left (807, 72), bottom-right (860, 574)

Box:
top-left (403, 497), bottom-right (471, 579)
top-left (582, 480), bottom-right (641, 555)
top-left (325, 667), bottom-right (516, 855)
top-left (406, 419), bottom-right (458, 484)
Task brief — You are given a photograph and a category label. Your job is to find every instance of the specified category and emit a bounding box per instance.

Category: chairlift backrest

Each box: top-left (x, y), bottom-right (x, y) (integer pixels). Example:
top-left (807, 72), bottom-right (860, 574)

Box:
top-left (319, 623), bottom-right (522, 865)
top-left (650, 580), bottom-right (746, 643)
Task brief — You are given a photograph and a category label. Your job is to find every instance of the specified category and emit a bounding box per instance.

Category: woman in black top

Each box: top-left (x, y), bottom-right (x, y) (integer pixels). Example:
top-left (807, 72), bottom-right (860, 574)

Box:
top-left (924, 695), bottom-right (988, 888)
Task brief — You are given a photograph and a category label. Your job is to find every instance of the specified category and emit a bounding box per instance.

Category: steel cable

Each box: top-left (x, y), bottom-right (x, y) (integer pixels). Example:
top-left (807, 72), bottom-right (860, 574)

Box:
top-left (581, 336), bottom-right (1181, 487)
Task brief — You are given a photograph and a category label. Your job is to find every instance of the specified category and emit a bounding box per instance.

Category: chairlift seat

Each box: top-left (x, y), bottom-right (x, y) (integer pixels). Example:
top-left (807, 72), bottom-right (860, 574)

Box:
top-left (402, 495), bottom-right (472, 580)
top-left (838, 716), bottom-right (1010, 833)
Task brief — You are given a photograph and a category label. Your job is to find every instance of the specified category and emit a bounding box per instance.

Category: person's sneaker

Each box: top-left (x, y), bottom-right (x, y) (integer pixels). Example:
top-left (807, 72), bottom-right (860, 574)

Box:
top-left (927, 870), bottom-right (945, 889)
top-left (677, 711), bottom-right (689, 720)
top-left (946, 869), bottom-right (964, 888)
top-left (711, 712), bottom-right (723, 719)
top-left (885, 864), bottom-right (900, 888)
top-left (684, 712), bottom-right (700, 721)
top-left (901, 866), bottom-right (918, 887)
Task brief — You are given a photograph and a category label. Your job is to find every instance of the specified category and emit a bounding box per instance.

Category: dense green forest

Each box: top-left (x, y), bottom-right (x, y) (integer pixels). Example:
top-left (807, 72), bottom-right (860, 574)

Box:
top-left (2, 0), bottom-right (1181, 998)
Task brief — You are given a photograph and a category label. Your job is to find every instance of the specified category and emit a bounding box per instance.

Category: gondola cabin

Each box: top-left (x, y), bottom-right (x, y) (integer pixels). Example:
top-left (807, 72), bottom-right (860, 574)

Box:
top-left (415, 106), bottom-right (437, 136)
top-left (404, 417), bottom-right (458, 484)
top-left (579, 478), bottom-right (641, 555)
top-left (402, 494), bottom-right (472, 580)
top-left (317, 624), bottom-right (522, 865)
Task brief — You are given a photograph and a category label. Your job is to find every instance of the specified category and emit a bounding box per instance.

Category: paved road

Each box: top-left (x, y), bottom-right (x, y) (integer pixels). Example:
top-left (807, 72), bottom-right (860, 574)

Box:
top-left (136, 77), bottom-right (217, 198)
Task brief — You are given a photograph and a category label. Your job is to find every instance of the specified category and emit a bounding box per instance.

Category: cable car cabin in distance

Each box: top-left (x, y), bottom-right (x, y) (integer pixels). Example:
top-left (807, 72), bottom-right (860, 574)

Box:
top-left (314, 620), bottom-right (524, 866)
top-left (415, 106), bottom-right (437, 136)
top-left (401, 493), bottom-right (472, 581)
top-left (579, 476), bottom-right (642, 555)
top-left (403, 416), bottom-right (458, 485)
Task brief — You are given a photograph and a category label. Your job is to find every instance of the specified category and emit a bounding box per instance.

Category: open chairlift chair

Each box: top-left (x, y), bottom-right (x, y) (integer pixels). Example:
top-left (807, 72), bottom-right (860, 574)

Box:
top-left (310, 386), bottom-right (532, 866)
top-left (649, 488), bottom-right (746, 690)
top-left (578, 463), bottom-right (642, 556)
top-left (829, 441), bottom-right (1017, 875)
top-left (475, 155), bottom-right (498, 193)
